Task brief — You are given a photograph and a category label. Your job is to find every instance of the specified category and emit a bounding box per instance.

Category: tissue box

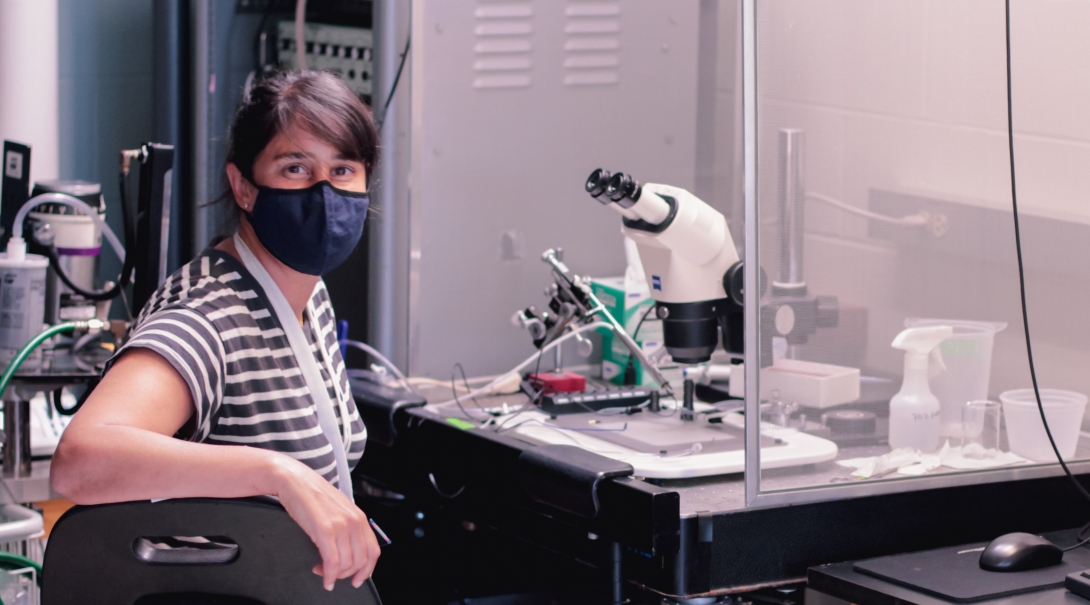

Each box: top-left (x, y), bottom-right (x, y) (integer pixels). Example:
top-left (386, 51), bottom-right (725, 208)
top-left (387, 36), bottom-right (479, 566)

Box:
top-left (591, 277), bottom-right (663, 386)
top-left (729, 359), bottom-right (860, 408)
top-left (590, 277), bottom-right (653, 333)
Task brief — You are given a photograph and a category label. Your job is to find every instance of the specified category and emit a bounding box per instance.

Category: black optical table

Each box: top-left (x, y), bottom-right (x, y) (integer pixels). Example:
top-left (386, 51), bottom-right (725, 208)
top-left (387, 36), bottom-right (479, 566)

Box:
top-left (353, 384), bottom-right (1090, 602)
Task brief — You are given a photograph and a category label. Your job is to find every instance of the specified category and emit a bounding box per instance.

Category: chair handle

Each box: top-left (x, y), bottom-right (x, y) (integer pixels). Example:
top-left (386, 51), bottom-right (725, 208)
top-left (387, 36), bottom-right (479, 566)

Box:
top-left (132, 536), bottom-right (239, 565)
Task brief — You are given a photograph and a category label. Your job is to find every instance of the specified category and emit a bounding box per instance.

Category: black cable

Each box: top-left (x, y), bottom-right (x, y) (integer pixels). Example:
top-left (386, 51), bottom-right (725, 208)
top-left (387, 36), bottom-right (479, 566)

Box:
top-left (656, 392), bottom-right (680, 418)
top-left (46, 248), bottom-right (118, 301)
top-left (377, 34), bottom-right (411, 132)
top-left (428, 473), bottom-right (465, 499)
top-left (1066, 535), bottom-right (1090, 553)
top-left (55, 379), bottom-right (96, 417)
top-left (51, 388), bottom-right (81, 416)
top-left (253, 3), bottom-right (275, 72)
top-left (1004, 0), bottom-right (1090, 551)
top-left (621, 305), bottom-right (674, 411)
top-left (453, 362), bottom-right (489, 413)
top-left (491, 341), bottom-right (550, 433)
top-left (631, 304), bottom-right (656, 343)
top-left (45, 171), bottom-right (136, 301)
top-left (450, 367), bottom-right (489, 425)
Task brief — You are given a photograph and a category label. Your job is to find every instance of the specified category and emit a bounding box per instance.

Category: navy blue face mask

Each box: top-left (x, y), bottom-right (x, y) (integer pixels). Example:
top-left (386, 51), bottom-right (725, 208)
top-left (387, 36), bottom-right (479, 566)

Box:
top-left (246, 180), bottom-right (369, 276)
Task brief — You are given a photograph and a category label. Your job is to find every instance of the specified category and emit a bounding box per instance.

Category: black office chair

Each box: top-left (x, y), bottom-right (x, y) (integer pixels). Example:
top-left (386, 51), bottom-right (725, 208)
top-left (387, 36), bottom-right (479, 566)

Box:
top-left (42, 497), bottom-right (382, 605)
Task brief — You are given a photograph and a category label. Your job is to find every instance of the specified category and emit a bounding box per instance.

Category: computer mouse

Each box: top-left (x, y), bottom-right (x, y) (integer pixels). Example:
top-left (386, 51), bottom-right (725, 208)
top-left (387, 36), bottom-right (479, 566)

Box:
top-left (979, 532), bottom-right (1063, 572)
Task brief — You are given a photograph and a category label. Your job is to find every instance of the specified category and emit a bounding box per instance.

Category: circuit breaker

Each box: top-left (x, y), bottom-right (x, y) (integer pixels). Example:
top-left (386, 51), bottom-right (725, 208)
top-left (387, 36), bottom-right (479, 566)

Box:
top-left (277, 21), bottom-right (373, 96)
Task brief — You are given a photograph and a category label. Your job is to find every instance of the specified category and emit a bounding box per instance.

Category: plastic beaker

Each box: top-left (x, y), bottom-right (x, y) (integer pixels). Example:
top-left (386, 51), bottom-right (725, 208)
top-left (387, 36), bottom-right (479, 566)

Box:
top-left (904, 318), bottom-right (1007, 439)
top-left (961, 400), bottom-right (1001, 458)
top-left (1000, 389), bottom-right (1087, 462)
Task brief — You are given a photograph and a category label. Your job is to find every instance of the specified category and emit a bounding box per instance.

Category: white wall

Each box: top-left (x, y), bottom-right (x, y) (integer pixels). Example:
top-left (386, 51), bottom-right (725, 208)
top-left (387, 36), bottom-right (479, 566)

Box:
top-left (0, 0), bottom-right (59, 184)
top-left (756, 1), bottom-right (1090, 405)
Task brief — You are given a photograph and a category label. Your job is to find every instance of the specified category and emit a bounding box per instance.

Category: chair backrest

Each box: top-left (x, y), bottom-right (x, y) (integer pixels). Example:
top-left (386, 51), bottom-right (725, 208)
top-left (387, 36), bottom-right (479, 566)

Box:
top-left (42, 497), bottom-right (382, 605)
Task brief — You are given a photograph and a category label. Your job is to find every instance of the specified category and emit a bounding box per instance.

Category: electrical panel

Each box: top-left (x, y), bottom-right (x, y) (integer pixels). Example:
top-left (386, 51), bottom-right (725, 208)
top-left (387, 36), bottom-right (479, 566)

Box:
top-left (277, 21), bottom-right (373, 96)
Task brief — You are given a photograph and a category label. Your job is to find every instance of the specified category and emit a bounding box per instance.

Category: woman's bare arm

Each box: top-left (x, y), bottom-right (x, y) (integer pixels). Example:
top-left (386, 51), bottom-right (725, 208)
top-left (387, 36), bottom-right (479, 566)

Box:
top-left (51, 348), bottom-right (380, 590)
top-left (52, 349), bottom-right (282, 502)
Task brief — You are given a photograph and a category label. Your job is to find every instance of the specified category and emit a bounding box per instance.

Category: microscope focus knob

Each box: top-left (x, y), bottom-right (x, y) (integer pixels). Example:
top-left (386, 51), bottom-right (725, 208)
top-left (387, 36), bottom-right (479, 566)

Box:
top-left (722, 262), bottom-right (767, 307)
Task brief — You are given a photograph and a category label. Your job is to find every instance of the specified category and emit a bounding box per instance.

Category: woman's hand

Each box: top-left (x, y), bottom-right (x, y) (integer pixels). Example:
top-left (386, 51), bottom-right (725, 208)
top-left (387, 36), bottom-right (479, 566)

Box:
top-left (270, 455), bottom-right (381, 591)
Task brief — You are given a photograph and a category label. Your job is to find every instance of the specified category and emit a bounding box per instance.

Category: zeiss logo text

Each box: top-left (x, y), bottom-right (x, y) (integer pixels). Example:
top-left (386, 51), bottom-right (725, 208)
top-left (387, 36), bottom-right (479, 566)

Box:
top-left (651, 276), bottom-right (662, 291)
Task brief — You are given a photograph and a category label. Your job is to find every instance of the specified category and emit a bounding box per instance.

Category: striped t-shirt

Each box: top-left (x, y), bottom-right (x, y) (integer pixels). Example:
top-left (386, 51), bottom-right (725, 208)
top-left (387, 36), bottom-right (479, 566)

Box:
top-left (109, 248), bottom-right (367, 487)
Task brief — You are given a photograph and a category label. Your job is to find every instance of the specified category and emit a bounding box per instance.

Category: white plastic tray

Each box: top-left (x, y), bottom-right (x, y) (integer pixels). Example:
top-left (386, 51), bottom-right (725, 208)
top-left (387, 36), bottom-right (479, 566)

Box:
top-left (511, 406), bottom-right (838, 479)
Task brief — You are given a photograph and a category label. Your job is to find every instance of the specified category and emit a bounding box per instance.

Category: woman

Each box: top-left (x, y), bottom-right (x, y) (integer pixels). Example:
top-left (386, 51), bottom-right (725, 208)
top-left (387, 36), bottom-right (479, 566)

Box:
top-left (51, 71), bottom-right (380, 591)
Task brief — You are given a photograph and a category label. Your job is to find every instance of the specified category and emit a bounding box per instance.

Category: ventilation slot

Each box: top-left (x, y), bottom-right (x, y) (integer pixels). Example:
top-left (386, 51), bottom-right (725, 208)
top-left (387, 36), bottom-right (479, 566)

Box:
top-left (563, 1), bottom-right (620, 87)
top-left (473, 1), bottom-right (534, 89)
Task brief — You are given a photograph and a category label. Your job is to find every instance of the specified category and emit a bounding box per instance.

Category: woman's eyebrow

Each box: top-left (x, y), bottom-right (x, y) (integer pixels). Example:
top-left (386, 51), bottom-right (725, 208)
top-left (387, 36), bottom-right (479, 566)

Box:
top-left (333, 153), bottom-right (365, 162)
top-left (273, 151), bottom-right (310, 160)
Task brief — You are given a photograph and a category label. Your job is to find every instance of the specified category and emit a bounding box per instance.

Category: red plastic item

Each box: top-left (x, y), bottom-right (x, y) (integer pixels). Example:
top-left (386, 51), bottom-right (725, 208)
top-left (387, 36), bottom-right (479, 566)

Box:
top-left (527, 371), bottom-right (586, 394)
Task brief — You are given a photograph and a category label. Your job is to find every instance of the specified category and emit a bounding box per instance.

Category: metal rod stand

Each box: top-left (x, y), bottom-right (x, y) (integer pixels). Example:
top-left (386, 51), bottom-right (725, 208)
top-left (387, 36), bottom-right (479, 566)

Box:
top-left (681, 378), bottom-right (696, 421)
top-left (3, 398), bottom-right (31, 477)
top-left (610, 541), bottom-right (624, 605)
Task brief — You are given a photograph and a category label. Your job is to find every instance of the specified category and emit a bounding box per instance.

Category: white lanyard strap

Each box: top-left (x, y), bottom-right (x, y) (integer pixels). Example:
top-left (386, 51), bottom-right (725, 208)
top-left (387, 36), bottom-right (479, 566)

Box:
top-left (306, 297), bottom-right (360, 444)
top-left (234, 235), bottom-right (354, 499)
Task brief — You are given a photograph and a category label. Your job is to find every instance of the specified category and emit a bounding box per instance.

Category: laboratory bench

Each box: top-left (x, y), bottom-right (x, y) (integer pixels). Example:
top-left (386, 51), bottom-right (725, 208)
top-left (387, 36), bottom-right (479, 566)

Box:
top-left (352, 382), bottom-right (1090, 603)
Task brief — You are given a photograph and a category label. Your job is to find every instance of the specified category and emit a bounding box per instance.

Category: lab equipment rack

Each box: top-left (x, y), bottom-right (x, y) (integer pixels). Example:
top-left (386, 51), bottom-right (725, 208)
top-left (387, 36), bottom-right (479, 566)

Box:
top-left (354, 400), bottom-right (1090, 602)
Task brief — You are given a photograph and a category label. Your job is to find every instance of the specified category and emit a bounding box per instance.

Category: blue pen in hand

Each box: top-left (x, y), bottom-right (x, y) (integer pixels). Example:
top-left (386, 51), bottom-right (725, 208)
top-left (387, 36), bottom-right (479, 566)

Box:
top-left (369, 519), bottom-right (391, 547)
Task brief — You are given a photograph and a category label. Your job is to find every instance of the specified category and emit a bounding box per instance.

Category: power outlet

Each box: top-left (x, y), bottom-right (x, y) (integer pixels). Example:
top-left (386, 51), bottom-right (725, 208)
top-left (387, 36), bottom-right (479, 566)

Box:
top-left (867, 189), bottom-right (1090, 279)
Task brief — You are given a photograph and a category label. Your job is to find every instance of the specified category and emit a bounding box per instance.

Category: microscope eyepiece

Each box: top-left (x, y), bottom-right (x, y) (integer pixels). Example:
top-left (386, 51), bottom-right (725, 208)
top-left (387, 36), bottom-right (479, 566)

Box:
top-left (606, 172), bottom-right (640, 205)
top-left (585, 168), bottom-right (611, 198)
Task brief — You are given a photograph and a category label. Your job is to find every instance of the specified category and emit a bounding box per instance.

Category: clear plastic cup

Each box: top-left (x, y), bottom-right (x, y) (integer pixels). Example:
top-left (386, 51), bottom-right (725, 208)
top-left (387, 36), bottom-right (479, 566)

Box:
top-left (905, 319), bottom-right (1007, 439)
top-left (1000, 389), bottom-right (1087, 462)
top-left (961, 400), bottom-right (1001, 459)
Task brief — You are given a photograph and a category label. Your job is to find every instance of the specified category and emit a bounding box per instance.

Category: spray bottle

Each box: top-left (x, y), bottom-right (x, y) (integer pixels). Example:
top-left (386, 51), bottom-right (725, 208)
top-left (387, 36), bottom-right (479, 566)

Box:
top-left (889, 325), bottom-right (953, 452)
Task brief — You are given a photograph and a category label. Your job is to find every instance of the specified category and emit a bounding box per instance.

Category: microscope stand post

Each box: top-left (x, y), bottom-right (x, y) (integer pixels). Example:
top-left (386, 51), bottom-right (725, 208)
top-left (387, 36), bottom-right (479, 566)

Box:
top-left (681, 378), bottom-right (696, 421)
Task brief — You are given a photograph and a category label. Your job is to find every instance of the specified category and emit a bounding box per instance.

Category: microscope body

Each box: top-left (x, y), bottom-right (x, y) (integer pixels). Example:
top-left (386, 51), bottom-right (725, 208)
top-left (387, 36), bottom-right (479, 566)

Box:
top-left (586, 158), bottom-right (841, 411)
top-left (621, 183), bottom-right (738, 305)
top-left (620, 183), bottom-right (742, 364)
top-left (586, 170), bottom-right (744, 365)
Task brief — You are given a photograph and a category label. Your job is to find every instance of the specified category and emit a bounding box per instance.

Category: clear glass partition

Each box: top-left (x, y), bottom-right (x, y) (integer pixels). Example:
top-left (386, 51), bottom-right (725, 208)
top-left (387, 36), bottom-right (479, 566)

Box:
top-left (748, 0), bottom-right (1090, 504)
top-left (405, 0), bottom-right (1090, 510)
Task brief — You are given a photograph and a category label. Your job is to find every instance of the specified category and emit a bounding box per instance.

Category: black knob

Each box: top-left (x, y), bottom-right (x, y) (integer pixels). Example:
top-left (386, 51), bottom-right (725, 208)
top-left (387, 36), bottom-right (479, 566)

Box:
top-left (816, 295), bottom-right (839, 328)
top-left (721, 262), bottom-right (767, 307)
top-left (586, 168), bottom-right (611, 198)
top-left (724, 262), bottom-right (745, 306)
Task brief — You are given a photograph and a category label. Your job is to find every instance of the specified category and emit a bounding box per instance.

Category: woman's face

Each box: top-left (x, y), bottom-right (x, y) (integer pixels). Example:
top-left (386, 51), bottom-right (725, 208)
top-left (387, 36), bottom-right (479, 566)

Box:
top-left (226, 122), bottom-right (368, 211)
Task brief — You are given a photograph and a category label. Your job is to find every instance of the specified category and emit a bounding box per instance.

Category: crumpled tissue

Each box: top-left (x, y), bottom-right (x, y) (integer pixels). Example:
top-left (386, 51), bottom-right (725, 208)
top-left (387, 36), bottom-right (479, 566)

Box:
top-left (836, 442), bottom-right (1027, 479)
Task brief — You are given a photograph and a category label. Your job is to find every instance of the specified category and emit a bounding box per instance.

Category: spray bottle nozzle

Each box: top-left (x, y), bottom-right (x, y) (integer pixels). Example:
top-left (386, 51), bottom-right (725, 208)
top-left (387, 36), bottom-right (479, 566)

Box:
top-left (892, 325), bottom-right (953, 372)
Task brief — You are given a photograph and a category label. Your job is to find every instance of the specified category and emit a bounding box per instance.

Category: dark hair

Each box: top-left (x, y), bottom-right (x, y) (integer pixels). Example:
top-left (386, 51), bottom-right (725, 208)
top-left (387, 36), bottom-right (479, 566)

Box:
top-left (218, 70), bottom-right (378, 214)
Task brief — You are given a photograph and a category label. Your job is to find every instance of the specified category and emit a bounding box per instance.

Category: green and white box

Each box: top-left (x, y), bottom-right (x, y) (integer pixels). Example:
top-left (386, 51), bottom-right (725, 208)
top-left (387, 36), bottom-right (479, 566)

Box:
top-left (591, 277), bottom-right (664, 386)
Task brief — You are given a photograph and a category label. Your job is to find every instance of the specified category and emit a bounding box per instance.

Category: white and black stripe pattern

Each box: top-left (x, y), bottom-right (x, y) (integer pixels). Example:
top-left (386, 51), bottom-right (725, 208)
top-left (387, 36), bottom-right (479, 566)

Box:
top-left (110, 249), bottom-right (367, 485)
